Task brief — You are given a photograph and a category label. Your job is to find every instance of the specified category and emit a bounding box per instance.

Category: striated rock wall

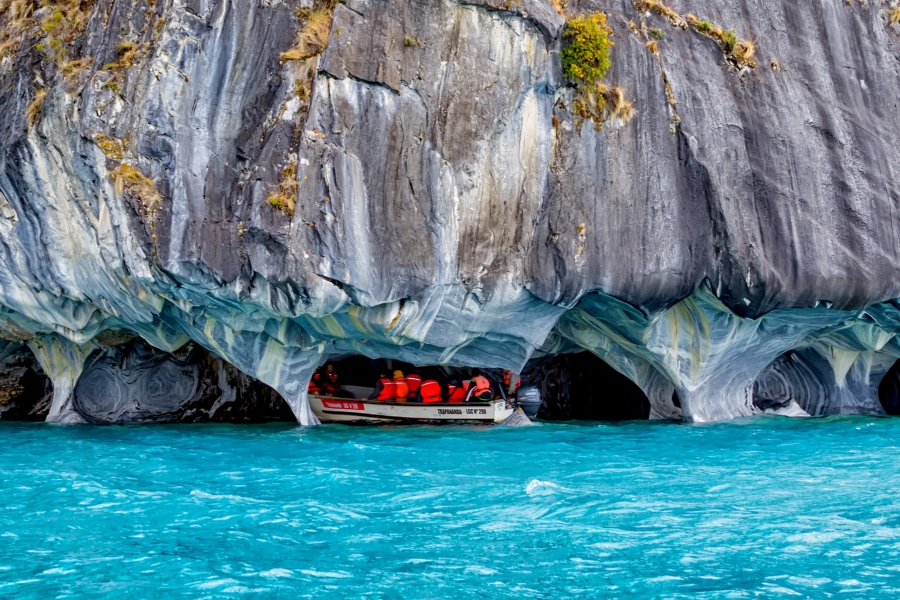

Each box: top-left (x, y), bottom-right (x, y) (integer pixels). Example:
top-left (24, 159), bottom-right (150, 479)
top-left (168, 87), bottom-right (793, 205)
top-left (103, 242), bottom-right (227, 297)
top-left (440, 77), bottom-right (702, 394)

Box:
top-left (0, 0), bottom-right (898, 424)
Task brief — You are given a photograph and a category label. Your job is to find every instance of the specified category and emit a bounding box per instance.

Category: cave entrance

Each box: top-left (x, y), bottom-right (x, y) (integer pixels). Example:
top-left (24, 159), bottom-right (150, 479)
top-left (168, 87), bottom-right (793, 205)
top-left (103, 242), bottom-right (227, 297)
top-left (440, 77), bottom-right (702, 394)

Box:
top-left (878, 360), bottom-right (900, 415)
top-left (0, 342), bottom-right (53, 421)
top-left (520, 351), bottom-right (650, 421)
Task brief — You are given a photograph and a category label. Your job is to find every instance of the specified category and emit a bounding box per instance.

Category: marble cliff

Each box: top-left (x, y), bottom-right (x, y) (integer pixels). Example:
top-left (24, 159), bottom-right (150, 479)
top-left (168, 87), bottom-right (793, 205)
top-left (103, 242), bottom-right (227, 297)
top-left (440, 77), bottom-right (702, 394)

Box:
top-left (0, 0), bottom-right (899, 424)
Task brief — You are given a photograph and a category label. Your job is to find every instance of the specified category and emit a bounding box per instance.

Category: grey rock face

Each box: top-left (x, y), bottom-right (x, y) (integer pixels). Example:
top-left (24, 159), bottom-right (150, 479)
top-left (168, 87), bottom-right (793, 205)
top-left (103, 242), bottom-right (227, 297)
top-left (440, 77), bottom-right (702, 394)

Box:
top-left (0, 0), bottom-right (899, 424)
top-left (73, 340), bottom-right (292, 424)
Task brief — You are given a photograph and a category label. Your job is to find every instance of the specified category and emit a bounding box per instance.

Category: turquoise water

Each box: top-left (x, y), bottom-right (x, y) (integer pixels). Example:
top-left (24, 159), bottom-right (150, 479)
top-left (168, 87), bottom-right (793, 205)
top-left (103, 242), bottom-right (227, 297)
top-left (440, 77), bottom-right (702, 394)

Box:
top-left (2, 418), bottom-right (900, 598)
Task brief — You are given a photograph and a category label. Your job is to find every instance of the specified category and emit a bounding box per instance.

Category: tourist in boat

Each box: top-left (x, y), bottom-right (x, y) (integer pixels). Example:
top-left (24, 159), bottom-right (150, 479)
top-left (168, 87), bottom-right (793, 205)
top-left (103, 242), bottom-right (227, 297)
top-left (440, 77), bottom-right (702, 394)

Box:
top-left (447, 377), bottom-right (468, 403)
top-left (465, 370), bottom-right (493, 402)
top-left (368, 372), bottom-right (396, 401)
top-left (503, 369), bottom-right (520, 395)
top-left (308, 370), bottom-right (322, 395)
top-left (417, 378), bottom-right (445, 404)
top-left (405, 372), bottom-right (422, 398)
top-left (393, 370), bottom-right (410, 402)
top-left (322, 363), bottom-right (342, 396)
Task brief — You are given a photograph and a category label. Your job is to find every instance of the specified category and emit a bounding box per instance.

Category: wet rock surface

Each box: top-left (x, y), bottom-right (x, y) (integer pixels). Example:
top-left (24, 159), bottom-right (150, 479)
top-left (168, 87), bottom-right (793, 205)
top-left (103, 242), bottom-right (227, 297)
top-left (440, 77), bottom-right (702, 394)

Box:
top-left (0, 0), bottom-right (898, 424)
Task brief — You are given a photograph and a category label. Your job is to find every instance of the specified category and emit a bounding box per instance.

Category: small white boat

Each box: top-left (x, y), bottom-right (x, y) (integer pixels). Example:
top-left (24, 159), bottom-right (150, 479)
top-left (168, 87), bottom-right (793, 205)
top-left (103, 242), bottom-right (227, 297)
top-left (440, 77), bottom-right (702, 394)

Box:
top-left (309, 386), bottom-right (516, 424)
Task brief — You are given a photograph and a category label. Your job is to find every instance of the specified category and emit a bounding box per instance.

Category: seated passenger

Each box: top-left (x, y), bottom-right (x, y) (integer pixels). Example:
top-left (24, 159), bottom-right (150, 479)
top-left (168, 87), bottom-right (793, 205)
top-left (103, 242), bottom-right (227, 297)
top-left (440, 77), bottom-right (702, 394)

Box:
top-left (322, 363), bottom-right (341, 396)
top-left (368, 372), bottom-right (396, 401)
top-left (393, 370), bottom-right (409, 402)
top-left (308, 369), bottom-right (322, 395)
top-left (406, 372), bottom-right (422, 398)
top-left (466, 370), bottom-right (493, 401)
top-left (417, 379), bottom-right (445, 404)
top-left (503, 369), bottom-right (521, 394)
top-left (447, 378), bottom-right (468, 403)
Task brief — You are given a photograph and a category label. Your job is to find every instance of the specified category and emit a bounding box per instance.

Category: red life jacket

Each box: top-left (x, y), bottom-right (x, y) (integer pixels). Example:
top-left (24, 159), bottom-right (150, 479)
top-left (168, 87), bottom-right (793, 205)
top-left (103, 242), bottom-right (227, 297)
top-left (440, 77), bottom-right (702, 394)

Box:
top-left (376, 377), bottom-right (396, 401)
top-left (323, 370), bottom-right (339, 393)
top-left (470, 375), bottom-right (492, 399)
top-left (308, 372), bottom-right (322, 394)
top-left (419, 380), bottom-right (442, 403)
top-left (393, 377), bottom-right (409, 399)
top-left (448, 381), bottom-right (468, 403)
top-left (406, 373), bottom-right (422, 394)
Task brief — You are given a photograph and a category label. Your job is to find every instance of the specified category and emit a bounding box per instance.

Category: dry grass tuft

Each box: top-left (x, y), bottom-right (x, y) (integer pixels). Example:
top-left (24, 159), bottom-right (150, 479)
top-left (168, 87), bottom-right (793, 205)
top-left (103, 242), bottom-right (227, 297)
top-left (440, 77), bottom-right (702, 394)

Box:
top-left (103, 41), bottom-right (141, 71)
top-left (645, 39), bottom-right (659, 54)
top-left (61, 56), bottom-right (92, 78)
top-left (685, 14), bottom-right (756, 68)
top-left (606, 86), bottom-right (634, 122)
top-left (1, 0), bottom-right (94, 70)
top-left (113, 163), bottom-right (162, 217)
top-left (26, 88), bottom-right (47, 126)
top-left (280, 7), bottom-right (334, 62)
top-left (633, 0), bottom-right (687, 28)
top-left (571, 82), bottom-right (635, 127)
top-left (732, 38), bottom-right (756, 65)
top-left (890, 7), bottom-right (900, 25)
top-left (267, 160), bottom-right (298, 217)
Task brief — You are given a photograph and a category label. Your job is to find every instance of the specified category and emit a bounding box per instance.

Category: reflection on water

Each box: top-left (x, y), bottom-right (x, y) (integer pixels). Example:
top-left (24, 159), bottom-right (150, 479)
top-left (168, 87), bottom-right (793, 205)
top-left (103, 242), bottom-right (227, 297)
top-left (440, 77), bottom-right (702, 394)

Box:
top-left (1, 416), bottom-right (899, 597)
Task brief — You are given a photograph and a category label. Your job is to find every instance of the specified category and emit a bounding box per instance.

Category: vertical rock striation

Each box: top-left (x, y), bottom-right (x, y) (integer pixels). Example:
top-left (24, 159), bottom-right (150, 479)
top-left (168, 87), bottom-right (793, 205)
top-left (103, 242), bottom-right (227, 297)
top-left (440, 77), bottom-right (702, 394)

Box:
top-left (0, 0), bottom-right (898, 423)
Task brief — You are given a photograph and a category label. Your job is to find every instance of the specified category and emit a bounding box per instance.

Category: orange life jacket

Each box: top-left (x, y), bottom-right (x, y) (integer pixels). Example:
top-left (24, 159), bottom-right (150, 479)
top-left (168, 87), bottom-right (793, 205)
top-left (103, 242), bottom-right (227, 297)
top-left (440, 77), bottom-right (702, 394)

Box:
top-left (503, 370), bottom-right (521, 393)
top-left (394, 377), bottom-right (409, 399)
top-left (470, 375), bottom-right (492, 400)
top-left (376, 377), bottom-right (396, 401)
top-left (406, 373), bottom-right (422, 394)
top-left (419, 380), bottom-right (442, 403)
top-left (448, 381), bottom-right (468, 403)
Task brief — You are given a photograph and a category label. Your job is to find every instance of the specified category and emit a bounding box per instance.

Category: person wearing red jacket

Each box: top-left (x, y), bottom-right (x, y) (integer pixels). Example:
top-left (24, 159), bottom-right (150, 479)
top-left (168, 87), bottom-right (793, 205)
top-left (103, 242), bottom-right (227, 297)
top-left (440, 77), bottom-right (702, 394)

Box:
top-left (368, 373), bottom-right (396, 401)
top-left (417, 379), bottom-right (445, 404)
top-left (405, 372), bottom-right (422, 397)
top-left (322, 363), bottom-right (341, 395)
top-left (447, 378), bottom-right (469, 403)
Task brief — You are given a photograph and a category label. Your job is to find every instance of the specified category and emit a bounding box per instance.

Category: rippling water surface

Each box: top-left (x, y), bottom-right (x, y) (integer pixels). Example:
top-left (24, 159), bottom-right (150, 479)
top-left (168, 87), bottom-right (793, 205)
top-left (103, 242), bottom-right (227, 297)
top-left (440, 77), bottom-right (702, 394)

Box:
top-left (2, 417), bottom-right (900, 598)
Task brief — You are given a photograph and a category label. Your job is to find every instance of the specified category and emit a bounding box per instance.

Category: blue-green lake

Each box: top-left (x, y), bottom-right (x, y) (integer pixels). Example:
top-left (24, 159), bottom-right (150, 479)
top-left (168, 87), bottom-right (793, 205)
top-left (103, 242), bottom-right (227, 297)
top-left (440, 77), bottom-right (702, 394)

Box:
top-left (2, 417), bottom-right (899, 598)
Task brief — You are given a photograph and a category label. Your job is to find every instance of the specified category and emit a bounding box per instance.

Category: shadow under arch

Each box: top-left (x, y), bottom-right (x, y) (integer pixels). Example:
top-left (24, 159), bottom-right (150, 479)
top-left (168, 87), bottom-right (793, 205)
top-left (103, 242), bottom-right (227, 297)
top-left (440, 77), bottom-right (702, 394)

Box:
top-left (878, 360), bottom-right (900, 415)
top-left (0, 341), bottom-right (53, 421)
top-left (520, 351), bottom-right (651, 421)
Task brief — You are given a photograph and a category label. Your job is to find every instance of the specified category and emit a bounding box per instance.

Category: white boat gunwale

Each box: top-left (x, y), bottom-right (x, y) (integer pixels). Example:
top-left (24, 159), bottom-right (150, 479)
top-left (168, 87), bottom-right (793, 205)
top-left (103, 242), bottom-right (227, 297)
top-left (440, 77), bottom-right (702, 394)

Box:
top-left (309, 392), bottom-right (515, 423)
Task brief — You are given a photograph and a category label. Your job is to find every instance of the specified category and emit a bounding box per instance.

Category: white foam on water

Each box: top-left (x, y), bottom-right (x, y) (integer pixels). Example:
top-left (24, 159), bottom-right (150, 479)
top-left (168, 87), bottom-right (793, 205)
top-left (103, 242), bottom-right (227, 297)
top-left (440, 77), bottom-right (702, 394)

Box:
top-left (194, 578), bottom-right (239, 589)
top-left (525, 479), bottom-right (559, 496)
top-left (260, 569), bottom-right (293, 578)
top-left (300, 569), bottom-right (352, 579)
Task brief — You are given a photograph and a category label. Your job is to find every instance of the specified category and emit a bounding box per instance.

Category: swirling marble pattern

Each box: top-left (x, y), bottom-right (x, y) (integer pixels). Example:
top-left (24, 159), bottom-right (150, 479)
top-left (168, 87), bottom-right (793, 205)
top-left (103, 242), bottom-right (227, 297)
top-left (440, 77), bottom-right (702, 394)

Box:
top-left (0, 0), bottom-right (898, 423)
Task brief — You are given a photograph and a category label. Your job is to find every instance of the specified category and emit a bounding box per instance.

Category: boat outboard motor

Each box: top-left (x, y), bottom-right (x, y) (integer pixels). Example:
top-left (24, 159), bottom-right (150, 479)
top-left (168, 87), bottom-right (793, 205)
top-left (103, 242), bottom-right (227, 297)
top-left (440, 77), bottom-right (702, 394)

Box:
top-left (515, 386), bottom-right (542, 418)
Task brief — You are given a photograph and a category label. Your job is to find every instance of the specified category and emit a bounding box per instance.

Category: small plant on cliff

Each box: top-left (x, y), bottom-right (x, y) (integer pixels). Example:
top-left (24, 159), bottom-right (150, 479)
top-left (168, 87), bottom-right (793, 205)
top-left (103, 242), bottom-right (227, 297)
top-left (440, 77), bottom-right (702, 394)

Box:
top-left (25, 88), bottom-right (47, 127)
top-left (890, 7), bottom-right (900, 25)
top-left (280, 2), bottom-right (336, 62)
top-left (112, 163), bottom-right (162, 223)
top-left (633, 0), bottom-right (687, 28)
top-left (102, 41), bottom-right (141, 71)
top-left (561, 13), bottom-right (613, 85)
top-left (267, 160), bottom-right (298, 217)
top-left (685, 15), bottom-right (756, 68)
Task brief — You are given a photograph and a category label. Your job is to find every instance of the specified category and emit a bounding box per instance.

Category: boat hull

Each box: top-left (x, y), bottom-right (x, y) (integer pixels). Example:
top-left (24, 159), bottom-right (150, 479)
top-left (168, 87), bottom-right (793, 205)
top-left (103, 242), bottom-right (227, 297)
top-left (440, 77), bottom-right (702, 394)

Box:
top-left (309, 395), bottom-right (516, 424)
